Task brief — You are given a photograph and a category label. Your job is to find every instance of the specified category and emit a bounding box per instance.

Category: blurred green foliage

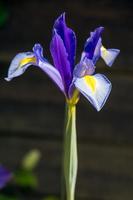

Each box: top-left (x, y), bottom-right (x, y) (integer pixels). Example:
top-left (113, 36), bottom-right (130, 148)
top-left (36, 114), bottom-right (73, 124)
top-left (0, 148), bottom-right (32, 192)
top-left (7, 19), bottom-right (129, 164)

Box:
top-left (0, 149), bottom-right (42, 199)
top-left (14, 149), bottom-right (41, 188)
top-left (0, 149), bottom-right (60, 199)
top-left (42, 196), bottom-right (59, 200)
top-left (0, 1), bottom-right (8, 27)
top-left (14, 169), bottom-right (38, 188)
top-left (21, 149), bottom-right (41, 171)
top-left (0, 195), bottom-right (17, 200)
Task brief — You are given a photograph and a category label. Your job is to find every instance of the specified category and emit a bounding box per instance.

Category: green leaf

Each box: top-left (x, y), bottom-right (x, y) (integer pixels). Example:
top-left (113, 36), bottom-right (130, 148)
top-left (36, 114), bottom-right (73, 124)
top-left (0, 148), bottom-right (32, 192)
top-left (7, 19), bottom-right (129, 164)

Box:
top-left (21, 149), bottom-right (41, 171)
top-left (14, 169), bottom-right (38, 188)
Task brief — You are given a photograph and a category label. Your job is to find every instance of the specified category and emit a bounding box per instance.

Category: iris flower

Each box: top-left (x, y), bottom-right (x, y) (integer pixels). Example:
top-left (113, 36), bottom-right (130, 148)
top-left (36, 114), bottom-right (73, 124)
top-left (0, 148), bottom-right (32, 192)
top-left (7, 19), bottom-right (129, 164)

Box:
top-left (0, 166), bottom-right (12, 189)
top-left (5, 13), bottom-right (119, 111)
top-left (5, 13), bottom-right (119, 200)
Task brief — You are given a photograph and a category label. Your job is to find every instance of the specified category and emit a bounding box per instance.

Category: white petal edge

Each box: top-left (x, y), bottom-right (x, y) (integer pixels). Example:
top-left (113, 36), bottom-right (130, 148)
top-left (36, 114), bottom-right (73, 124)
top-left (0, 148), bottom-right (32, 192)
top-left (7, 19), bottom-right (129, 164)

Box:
top-left (74, 73), bottom-right (112, 111)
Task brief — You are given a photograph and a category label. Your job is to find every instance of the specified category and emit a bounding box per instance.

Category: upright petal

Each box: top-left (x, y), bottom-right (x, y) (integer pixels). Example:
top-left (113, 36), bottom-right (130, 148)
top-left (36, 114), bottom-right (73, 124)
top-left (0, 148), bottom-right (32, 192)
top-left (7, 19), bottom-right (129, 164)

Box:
top-left (0, 166), bottom-right (12, 189)
top-left (101, 46), bottom-right (120, 67)
top-left (74, 73), bottom-right (112, 111)
top-left (50, 30), bottom-right (72, 95)
top-left (93, 38), bottom-right (102, 64)
top-left (75, 27), bottom-right (103, 79)
top-left (83, 27), bottom-right (104, 60)
top-left (5, 44), bottom-right (65, 94)
top-left (54, 13), bottom-right (76, 71)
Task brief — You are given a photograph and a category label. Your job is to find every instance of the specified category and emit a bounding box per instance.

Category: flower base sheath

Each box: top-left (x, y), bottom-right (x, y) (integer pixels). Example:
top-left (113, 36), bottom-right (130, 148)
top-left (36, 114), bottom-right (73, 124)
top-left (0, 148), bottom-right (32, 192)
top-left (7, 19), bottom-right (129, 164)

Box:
top-left (63, 102), bottom-right (77, 200)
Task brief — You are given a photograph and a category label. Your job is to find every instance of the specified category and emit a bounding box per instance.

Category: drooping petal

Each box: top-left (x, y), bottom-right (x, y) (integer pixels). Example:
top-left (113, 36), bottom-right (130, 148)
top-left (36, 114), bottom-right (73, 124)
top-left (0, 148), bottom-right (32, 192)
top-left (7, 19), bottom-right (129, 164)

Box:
top-left (54, 13), bottom-right (76, 71)
top-left (5, 52), bottom-right (37, 81)
top-left (101, 46), bottom-right (120, 67)
top-left (5, 44), bottom-right (65, 94)
top-left (83, 27), bottom-right (104, 60)
top-left (50, 30), bottom-right (72, 95)
top-left (38, 60), bottom-right (65, 93)
top-left (0, 166), bottom-right (12, 189)
top-left (33, 43), bottom-right (65, 93)
top-left (74, 73), bottom-right (112, 111)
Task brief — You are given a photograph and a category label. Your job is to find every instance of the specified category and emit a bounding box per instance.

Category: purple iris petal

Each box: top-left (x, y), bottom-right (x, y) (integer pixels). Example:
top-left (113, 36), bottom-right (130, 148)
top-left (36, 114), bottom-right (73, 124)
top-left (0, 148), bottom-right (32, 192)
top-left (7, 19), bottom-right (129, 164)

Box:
top-left (84, 27), bottom-right (104, 61)
top-left (38, 61), bottom-right (65, 94)
top-left (54, 13), bottom-right (76, 72)
top-left (50, 30), bottom-right (72, 96)
top-left (92, 37), bottom-right (102, 64)
top-left (74, 27), bottom-right (104, 78)
top-left (5, 43), bottom-right (65, 94)
top-left (32, 43), bottom-right (65, 93)
top-left (33, 43), bottom-right (66, 94)
top-left (0, 166), bottom-right (12, 189)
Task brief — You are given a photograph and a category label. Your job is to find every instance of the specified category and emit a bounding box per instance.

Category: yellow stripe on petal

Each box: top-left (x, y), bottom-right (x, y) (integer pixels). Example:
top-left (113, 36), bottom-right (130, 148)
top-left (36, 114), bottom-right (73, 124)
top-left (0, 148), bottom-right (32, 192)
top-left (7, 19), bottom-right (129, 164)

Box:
top-left (101, 46), bottom-right (108, 57)
top-left (74, 73), bottom-right (112, 111)
top-left (19, 57), bottom-right (36, 68)
top-left (84, 75), bottom-right (96, 92)
top-left (101, 45), bottom-right (120, 67)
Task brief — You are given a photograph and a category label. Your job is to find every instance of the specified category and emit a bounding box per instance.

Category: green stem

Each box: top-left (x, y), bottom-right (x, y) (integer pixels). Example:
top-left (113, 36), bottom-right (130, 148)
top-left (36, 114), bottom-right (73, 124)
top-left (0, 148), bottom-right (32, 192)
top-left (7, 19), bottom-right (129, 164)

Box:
top-left (63, 102), bottom-right (78, 200)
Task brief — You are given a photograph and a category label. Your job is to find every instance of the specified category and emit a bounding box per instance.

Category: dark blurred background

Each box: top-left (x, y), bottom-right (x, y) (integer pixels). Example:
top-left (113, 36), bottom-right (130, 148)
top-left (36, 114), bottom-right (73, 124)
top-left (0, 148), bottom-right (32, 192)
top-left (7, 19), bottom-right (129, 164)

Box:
top-left (0, 0), bottom-right (133, 199)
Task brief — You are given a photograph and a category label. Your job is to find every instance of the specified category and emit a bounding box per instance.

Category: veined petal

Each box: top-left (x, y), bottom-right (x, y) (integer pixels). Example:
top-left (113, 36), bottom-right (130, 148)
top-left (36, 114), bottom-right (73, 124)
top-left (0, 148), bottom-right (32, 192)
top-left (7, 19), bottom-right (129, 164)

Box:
top-left (50, 30), bottom-right (72, 95)
top-left (0, 166), bottom-right (12, 189)
top-left (54, 13), bottom-right (76, 70)
top-left (5, 52), bottom-right (37, 81)
top-left (74, 73), bottom-right (112, 111)
top-left (101, 46), bottom-right (120, 67)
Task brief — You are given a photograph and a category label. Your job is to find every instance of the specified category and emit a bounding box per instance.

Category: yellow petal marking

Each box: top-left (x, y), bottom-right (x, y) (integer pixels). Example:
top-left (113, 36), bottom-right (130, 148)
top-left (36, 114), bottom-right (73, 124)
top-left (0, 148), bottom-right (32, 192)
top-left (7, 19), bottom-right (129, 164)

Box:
top-left (19, 57), bottom-right (36, 68)
top-left (101, 46), bottom-right (108, 57)
top-left (84, 75), bottom-right (96, 92)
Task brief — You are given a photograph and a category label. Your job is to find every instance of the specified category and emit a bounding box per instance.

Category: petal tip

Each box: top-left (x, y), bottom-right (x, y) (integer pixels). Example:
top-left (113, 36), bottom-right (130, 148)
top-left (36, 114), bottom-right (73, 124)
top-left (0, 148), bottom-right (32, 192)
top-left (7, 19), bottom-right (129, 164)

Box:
top-left (58, 12), bottom-right (66, 21)
top-left (33, 43), bottom-right (42, 51)
top-left (4, 77), bottom-right (10, 81)
top-left (97, 26), bottom-right (104, 32)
